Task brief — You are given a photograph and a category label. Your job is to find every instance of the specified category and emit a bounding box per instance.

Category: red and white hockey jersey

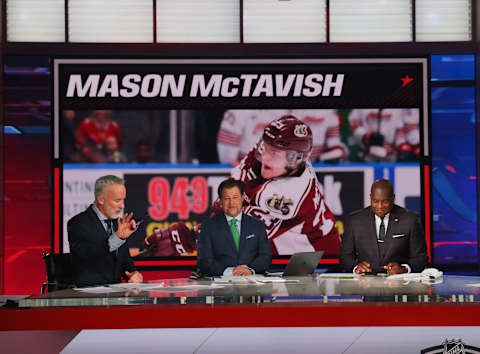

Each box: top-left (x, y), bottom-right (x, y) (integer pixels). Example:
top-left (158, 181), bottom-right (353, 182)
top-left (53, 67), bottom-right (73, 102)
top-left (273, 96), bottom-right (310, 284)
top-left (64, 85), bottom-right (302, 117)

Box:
top-left (231, 149), bottom-right (341, 255)
top-left (217, 109), bottom-right (345, 164)
top-left (402, 108), bottom-right (420, 146)
top-left (349, 108), bottom-right (409, 155)
top-left (292, 109), bottom-right (344, 160)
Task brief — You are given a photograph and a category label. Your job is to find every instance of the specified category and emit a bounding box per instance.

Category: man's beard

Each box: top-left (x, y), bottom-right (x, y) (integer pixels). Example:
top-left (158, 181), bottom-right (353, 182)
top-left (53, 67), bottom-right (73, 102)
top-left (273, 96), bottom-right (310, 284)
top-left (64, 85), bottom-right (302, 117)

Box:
top-left (105, 206), bottom-right (123, 219)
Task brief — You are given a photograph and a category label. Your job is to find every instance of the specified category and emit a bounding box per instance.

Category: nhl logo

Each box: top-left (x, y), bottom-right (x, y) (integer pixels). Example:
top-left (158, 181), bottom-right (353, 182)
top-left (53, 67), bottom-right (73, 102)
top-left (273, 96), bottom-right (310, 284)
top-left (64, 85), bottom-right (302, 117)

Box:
top-left (294, 124), bottom-right (308, 137)
top-left (443, 339), bottom-right (465, 354)
top-left (421, 338), bottom-right (480, 354)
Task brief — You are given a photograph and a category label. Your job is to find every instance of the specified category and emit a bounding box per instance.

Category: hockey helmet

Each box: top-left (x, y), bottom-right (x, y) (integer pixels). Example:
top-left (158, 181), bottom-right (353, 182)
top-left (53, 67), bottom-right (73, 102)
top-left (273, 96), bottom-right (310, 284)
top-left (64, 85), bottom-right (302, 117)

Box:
top-left (257, 115), bottom-right (312, 166)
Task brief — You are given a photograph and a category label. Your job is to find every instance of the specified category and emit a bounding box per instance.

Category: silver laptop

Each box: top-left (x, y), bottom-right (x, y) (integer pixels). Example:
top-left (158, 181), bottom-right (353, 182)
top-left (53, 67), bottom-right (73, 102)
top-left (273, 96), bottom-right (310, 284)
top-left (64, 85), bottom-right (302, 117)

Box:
top-left (268, 251), bottom-right (324, 277)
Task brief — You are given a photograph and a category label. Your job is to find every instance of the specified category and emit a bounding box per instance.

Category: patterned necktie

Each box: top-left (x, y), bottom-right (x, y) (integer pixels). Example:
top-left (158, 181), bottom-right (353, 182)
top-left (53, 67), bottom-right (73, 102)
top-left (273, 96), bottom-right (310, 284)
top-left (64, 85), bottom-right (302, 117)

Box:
top-left (105, 219), bottom-right (113, 237)
top-left (230, 218), bottom-right (240, 250)
top-left (378, 216), bottom-right (386, 242)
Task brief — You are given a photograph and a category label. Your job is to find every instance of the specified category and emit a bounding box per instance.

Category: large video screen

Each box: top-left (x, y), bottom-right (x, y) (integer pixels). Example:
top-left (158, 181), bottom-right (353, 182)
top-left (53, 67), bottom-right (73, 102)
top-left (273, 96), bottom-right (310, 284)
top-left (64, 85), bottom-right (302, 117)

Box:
top-left (54, 58), bottom-right (428, 265)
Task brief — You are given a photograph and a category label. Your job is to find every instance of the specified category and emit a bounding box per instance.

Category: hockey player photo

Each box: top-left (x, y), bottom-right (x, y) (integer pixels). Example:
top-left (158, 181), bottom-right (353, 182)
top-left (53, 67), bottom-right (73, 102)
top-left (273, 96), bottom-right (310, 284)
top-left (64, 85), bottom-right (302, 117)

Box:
top-left (143, 115), bottom-right (341, 256)
top-left (217, 109), bottom-right (347, 165)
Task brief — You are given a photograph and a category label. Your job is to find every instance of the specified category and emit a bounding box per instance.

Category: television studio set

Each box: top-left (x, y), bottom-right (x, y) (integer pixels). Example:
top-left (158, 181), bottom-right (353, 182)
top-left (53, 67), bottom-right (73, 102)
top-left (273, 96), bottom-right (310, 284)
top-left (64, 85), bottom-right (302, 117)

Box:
top-left (1, 1), bottom-right (480, 353)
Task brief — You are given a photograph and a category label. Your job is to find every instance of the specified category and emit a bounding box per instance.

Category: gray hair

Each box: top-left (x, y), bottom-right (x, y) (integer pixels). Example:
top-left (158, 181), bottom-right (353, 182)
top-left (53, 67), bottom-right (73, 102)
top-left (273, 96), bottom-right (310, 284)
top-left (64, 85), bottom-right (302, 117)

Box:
top-left (94, 175), bottom-right (124, 200)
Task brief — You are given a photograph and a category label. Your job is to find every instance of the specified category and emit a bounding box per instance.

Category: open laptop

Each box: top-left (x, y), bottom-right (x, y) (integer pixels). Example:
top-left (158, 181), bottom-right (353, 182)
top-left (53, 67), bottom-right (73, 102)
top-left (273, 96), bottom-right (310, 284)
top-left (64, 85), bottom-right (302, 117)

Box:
top-left (268, 251), bottom-right (324, 277)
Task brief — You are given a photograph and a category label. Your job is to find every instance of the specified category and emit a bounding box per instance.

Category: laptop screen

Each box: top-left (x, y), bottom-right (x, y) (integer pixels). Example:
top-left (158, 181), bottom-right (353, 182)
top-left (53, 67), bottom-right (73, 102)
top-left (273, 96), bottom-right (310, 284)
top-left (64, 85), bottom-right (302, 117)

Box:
top-left (282, 251), bottom-right (324, 276)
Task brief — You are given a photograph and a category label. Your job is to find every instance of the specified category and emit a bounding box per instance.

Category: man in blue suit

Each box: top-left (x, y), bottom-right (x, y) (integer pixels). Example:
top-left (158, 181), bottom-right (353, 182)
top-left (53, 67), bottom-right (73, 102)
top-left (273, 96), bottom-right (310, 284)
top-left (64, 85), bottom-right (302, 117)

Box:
top-left (198, 178), bottom-right (272, 276)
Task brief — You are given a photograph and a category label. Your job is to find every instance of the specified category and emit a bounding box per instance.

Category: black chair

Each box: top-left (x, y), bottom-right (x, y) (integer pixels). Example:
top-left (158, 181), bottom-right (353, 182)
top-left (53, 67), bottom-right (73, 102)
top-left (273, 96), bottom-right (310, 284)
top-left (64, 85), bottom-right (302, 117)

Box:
top-left (41, 253), bottom-right (74, 293)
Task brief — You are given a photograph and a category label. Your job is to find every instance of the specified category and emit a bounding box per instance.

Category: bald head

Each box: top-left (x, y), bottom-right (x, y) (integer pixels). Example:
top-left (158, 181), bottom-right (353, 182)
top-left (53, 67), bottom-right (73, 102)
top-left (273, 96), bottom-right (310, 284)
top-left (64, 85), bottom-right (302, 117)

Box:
top-left (371, 179), bottom-right (394, 197)
top-left (370, 179), bottom-right (395, 218)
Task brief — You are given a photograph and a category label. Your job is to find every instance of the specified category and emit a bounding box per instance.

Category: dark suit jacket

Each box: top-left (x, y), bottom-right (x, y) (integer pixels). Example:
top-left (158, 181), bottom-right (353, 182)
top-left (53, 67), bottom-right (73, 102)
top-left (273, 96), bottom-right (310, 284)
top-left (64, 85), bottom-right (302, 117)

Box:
top-left (67, 205), bottom-right (135, 287)
top-left (340, 205), bottom-right (428, 273)
top-left (197, 212), bottom-right (272, 276)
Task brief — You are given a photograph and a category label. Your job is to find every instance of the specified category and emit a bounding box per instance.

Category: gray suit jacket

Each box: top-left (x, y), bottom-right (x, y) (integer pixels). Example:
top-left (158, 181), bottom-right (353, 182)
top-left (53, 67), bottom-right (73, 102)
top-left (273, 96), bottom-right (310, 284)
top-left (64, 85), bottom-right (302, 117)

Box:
top-left (197, 212), bottom-right (272, 276)
top-left (340, 205), bottom-right (428, 273)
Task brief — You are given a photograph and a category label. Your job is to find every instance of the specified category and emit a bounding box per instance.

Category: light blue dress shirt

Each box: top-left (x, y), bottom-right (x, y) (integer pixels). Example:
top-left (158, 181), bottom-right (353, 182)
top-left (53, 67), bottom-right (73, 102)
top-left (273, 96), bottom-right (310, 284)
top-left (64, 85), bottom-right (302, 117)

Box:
top-left (92, 204), bottom-right (125, 252)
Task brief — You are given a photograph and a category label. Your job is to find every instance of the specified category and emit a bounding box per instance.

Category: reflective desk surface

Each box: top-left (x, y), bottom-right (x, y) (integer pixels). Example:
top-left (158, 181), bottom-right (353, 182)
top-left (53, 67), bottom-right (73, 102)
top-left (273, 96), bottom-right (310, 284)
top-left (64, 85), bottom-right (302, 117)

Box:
top-left (19, 274), bottom-right (480, 308)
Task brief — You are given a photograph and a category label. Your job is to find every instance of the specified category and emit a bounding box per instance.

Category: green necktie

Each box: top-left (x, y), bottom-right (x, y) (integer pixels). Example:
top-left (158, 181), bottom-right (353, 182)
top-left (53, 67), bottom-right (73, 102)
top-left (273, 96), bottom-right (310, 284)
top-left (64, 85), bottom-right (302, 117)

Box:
top-left (230, 218), bottom-right (240, 250)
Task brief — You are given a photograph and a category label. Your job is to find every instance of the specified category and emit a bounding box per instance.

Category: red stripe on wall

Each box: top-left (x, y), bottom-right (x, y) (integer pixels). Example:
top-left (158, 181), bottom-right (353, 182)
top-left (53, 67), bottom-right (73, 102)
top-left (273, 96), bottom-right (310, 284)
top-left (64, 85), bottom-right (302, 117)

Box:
top-left (134, 260), bottom-right (198, 267)
top-left (54, 168), bottom-right (60, 253)
top-left (434, 241), bottom-right (478, 247)
top-left (134, 258), bottom-right (339, 267)
top-left (424, 165), bottom-right (431, 262)
top-left (272, 258), bottom-right (339, 265)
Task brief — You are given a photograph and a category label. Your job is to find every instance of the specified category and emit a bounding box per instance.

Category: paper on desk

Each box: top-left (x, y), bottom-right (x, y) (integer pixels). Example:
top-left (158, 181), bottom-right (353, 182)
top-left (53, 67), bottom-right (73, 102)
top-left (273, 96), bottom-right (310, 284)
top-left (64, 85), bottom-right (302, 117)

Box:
top-left (318, 273), bottom-right (359, 279)
top-left (386, 273), bottom-right (424, 280)
top-left (108, 282), bottom-right (164, 290)
top-left (256, 278), bottom-right (299, 283)
top-left (466, 283), bottom-right (480, 287)
top-left (214, 275), bottom-right (267, 284)
top-left (137, 284), bottom-right (225, 292)
top-left (73, 286), bottom-right (119, 293)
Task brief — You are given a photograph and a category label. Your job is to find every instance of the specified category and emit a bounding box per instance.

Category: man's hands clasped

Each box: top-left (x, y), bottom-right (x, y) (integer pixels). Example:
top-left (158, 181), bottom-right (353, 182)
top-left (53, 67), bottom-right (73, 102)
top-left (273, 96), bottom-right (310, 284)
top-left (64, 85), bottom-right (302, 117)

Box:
top-left (233, 265), bottom-right (253, 276)
top-left (354, 261), bottom-right (407, 275)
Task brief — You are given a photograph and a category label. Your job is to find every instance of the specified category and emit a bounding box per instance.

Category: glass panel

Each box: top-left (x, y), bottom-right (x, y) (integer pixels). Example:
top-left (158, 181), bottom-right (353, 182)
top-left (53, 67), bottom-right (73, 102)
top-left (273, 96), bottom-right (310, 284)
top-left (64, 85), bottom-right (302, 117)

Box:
top-left (416, 0), bottom-right (471, 42)
top-left (431, 87), bottom-right (477, 263)
top-left (6, 0), bottom-right (65, 42)
top-left (156, 0), bottom-right (240, 43)
top-left (18, 275), bottom-right (480, 307)
top-left (243, 0), bottom-right (326, 43)
top-left (69, 0), bottom-right (153, 43)
top-left (330, 0), bottom-right (412, 42)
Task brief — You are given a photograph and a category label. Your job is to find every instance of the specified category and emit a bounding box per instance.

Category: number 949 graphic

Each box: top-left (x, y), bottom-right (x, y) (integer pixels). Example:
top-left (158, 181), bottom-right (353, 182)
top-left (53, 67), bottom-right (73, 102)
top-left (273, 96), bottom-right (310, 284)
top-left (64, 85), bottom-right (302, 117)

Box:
top-left (148, 176), bottom-right (209, 220)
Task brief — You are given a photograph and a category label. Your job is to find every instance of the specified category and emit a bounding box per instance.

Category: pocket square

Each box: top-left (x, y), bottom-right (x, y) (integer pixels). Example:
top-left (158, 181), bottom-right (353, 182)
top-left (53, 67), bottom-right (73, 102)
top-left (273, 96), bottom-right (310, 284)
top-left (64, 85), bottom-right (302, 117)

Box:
top-left (392, 234), bottom-right (406, 238)
top-left (246, 234), bottom-right (255, 239)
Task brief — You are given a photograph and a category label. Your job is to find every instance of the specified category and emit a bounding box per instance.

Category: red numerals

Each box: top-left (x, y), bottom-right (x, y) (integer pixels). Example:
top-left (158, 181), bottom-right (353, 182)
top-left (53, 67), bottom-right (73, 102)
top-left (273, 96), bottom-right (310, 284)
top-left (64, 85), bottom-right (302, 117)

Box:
top-left (148, 176), bottom-right (209, 220)
top-left (170, 178), bottom-right (189, 219)
top-left (148, 177), bottom-right (170, 220)
top-left (190, 176), bottom-right (208, 214)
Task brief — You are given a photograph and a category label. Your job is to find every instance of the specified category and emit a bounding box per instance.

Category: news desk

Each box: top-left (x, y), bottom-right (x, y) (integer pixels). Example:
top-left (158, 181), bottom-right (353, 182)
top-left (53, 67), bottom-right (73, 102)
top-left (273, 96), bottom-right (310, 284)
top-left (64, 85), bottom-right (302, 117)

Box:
top-left (3, 274), bottom-right (480, 330)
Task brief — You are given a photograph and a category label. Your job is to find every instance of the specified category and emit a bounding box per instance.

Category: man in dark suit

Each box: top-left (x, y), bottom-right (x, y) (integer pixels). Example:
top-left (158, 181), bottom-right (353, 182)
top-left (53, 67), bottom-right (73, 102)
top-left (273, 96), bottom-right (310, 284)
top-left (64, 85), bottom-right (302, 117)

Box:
top-left (198, 178), bottom-right (272, 276)
top-left (340, 179), bottom-right (428, 275)
top-left (68, 175), bottom-right (143, 287)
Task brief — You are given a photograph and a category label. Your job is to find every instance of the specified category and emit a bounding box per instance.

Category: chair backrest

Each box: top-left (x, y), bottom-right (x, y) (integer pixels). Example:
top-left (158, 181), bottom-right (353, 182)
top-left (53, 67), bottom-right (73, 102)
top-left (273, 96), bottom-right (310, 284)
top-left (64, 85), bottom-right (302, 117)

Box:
top-left (41, 253), bottom-right (74, 293)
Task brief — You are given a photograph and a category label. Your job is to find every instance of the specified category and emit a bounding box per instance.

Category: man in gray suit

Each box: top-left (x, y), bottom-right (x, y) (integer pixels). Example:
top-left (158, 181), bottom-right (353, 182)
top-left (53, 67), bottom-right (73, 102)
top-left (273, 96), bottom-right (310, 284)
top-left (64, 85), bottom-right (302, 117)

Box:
top-left (197, 178), bottom-right (272, 276)
top-left (340, 179), bottom-right (427, 275)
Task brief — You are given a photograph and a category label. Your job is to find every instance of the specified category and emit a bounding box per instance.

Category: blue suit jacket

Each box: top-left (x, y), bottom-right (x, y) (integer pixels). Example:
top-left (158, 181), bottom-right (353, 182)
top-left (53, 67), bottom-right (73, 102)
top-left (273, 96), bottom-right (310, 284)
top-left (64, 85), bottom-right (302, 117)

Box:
top-left (197, 212), bottom-right (272, 276)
